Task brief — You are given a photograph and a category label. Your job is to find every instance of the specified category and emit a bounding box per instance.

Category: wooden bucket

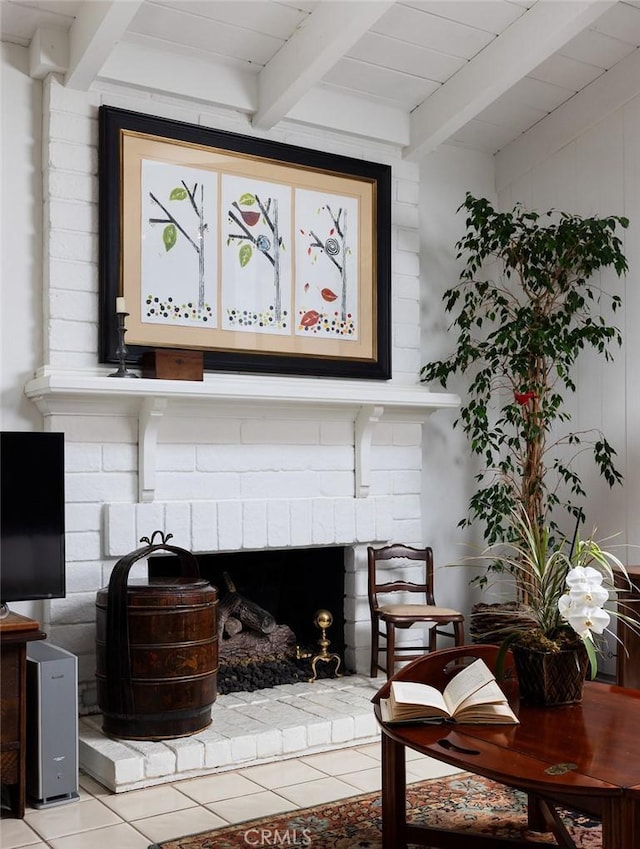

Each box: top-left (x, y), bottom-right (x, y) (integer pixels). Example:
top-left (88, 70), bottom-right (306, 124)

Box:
top-left (96, 533), bottom-right (218, 740)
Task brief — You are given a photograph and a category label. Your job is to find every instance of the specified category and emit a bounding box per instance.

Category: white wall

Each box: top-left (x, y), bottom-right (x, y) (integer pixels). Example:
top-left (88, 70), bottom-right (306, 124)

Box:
top-left (419, 145), bottom-right (497, 614)
top-left (497, 95), bottom-right (640, 555)
top-left (1, 43), bottom-right (44, 620)
top-left (417, 108), bottom-right (640, 560)
top-left (1, 44), bottom-right (43, 431)
top-left (416, 103), bottom-right (640, 648)
top-left (498, 97), bottom-right (640, 676)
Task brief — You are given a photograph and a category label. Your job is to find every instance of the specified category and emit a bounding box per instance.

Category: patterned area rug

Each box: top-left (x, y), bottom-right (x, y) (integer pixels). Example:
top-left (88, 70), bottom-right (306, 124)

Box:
top-left (150, 772), bottom-right (602, 848)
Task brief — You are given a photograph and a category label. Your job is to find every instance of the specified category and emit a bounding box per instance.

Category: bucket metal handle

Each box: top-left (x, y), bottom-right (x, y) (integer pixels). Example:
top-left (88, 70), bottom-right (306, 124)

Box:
top-left (105, 531), bottom-right (202, 717)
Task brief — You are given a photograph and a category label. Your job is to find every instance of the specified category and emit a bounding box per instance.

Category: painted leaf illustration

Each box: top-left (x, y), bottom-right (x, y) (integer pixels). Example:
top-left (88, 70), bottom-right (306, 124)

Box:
top-left (300, 310), bottom-right (320, 327)
top-left (239, 193), bottom-right (256, 206)
top-left (239, 243), bottom-right (252, 267)
top-left (321, 287), bottom-right (338, 302)
top-left (169, 187), bottom-right (188, 201)
top-left (163, 224), bottom-right (177, 251)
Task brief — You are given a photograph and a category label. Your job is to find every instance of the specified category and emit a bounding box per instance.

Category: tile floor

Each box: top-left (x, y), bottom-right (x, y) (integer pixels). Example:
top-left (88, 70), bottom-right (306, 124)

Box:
top-left (2, 744), bottom-right (462, 849)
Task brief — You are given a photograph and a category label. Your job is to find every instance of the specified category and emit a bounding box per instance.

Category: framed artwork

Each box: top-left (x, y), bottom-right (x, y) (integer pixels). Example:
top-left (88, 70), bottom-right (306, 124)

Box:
top-left (99, 106), bottom-right (392, 379)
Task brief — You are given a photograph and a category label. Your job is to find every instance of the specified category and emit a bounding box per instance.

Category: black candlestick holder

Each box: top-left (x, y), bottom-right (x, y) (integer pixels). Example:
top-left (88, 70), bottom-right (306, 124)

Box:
top-left (109, 312), bottom-right (138, 378)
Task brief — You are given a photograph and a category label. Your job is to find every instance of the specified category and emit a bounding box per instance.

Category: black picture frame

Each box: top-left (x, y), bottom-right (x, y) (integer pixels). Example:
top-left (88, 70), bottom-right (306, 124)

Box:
top-left (99, 106), bottom-right (391, 380)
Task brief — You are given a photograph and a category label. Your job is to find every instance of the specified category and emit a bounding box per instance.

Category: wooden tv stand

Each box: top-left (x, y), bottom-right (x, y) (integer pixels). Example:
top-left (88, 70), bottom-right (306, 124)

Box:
top-left (0, 612), bottom-right (46, 818)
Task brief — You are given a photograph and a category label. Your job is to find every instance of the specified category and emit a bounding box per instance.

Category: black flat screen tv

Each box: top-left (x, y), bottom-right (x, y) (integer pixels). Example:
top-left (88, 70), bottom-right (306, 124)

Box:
top-left (1, 431), bottom-right (66, 612)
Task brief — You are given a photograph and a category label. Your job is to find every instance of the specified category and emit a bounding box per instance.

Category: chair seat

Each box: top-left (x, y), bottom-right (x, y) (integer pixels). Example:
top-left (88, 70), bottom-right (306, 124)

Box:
top-left (377, 604), bottom-right (463, 619)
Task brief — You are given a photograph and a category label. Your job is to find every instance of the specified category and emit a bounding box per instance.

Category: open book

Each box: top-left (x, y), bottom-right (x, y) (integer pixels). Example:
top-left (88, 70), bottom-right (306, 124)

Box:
top-left (379, 658), bottom-right (519, 725)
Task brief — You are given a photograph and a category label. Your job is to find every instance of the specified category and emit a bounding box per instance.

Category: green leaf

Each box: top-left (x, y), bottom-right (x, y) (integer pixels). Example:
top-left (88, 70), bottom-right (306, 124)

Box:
top-left (239, 193), bottom-right (256, 206)
top-left (495, 634), bottom-right (520, 681)
top-left (239, 243), bottom-right (252, 267)
top-left (169, 187), bottom-right (188, 200)
top-left (583, 636), bottom-right (598, 679)
top-left (163, 224), bottom-right (177, 251)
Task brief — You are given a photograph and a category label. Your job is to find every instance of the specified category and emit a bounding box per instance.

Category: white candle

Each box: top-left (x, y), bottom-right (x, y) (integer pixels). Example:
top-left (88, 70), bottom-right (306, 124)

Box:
top-left (116, 296), bottom-right (127, 313)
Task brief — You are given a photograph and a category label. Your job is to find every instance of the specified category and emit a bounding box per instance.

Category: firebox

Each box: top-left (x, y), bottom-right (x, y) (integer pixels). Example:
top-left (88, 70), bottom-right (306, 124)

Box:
top-left (149, 546), bottom-right (346, 692)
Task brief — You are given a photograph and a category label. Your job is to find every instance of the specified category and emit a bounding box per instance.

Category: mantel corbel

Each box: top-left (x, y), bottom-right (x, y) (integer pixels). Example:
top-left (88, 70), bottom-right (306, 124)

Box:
top-left (355, 404), bottom-right (384, 498)
top-left (138, 397), bottom-right (168, 503)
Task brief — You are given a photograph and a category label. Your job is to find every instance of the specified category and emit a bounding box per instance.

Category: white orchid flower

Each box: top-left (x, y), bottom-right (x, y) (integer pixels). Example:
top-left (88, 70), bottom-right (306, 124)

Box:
top-left (565, 565), bottom-right (605, 587)
top-left (558, 593), bottom-right (572, 618)
top-left (562, 566), bottom-right (609, 610)
top-left (567, 583), bottom-right (609, 608)
top-left (565, 604), bottom-right (610, 638)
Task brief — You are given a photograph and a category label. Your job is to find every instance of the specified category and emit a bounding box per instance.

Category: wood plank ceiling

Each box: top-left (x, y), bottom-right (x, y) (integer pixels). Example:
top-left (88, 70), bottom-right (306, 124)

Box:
top-left (2, 0), bottom-right (640, 165)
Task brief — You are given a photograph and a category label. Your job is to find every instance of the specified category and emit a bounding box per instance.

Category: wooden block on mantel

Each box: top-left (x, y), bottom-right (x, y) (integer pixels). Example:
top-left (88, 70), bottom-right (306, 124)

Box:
top-left (141, 349), bottom-right (204, 381)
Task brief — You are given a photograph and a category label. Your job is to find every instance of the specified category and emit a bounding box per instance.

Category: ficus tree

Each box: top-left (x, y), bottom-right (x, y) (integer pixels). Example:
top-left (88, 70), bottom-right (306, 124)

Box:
top-left (421, 193), bottom-right (629, 599)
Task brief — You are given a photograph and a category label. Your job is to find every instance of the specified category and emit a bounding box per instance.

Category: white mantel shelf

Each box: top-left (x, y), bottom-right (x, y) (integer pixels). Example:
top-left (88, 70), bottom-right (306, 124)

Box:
top-left (25, 368), bottom-right (460, 501)
top-left (24, 368), bottom-right (459, 412)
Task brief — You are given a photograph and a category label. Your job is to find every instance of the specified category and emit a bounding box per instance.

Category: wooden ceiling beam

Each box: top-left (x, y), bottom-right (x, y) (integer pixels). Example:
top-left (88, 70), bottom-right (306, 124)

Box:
top-left (405, 0), bottom-right (616, 161)
top-left (252, 0), bottom-right (394, 130)
top-left (99, 40), bottom-right (407, 147)
top-left (65, 0), bottom-right (144, 90)
top-left (99, 41), bottom-right (257, 113)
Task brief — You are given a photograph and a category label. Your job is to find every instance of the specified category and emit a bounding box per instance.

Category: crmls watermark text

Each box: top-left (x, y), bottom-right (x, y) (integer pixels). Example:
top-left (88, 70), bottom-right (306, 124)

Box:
top-left (243, 827), bottom-right (313, 846)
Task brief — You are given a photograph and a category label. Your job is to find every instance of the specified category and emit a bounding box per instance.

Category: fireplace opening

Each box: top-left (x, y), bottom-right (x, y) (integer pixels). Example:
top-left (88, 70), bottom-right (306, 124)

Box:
top-left (149, 546), bottom-right (347, 693)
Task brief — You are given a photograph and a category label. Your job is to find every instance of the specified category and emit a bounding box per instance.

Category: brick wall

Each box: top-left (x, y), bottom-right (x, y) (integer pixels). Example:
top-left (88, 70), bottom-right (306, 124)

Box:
top-left (36, 74), bottom-right (426, 712)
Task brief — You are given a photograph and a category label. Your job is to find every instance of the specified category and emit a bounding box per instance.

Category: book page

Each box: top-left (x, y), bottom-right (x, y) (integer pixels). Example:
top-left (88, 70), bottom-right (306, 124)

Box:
top-left (390, 680), bottom-right (449, 714)
top-left (442, 659), bottom-right (496, 714)
top-left (454, 680), bottom-right (508, 713)
top-left (453, 701), bottom-right (519, 725)
top-left (379, 698), bottom-right (448, 724)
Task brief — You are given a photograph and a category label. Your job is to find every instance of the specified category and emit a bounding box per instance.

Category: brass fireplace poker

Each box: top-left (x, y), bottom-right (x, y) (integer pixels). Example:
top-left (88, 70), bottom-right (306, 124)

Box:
top-left (308, 608), bottom-right (342, 683)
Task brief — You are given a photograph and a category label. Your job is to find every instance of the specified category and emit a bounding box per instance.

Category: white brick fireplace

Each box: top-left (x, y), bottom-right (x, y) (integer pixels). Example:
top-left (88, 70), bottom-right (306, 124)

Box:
top-left (26, 369), bottom-right (457, 713)
top-left (25, 371), bottom-right (457, 791)
top-left (21, 75), bottom-right (459, 730)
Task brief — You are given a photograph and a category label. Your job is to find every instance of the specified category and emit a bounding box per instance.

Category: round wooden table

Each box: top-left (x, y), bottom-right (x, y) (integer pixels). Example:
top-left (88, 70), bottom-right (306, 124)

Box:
top-left (374, 678), bottom-right (640, 848)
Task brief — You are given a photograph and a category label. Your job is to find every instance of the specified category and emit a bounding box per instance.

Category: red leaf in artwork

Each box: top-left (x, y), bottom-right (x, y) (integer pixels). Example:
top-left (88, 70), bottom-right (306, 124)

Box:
top-left (300, 310), bottom-right (320, 327)
top-left (240, 210), bottom-right (260, 226)
top-left (321, 288), bottom-right (338, 302)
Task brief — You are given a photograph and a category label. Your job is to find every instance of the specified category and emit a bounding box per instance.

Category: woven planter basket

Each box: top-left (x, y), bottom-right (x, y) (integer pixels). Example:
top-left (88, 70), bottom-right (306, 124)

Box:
top-left (512, 644), bottom-right (589, 706)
